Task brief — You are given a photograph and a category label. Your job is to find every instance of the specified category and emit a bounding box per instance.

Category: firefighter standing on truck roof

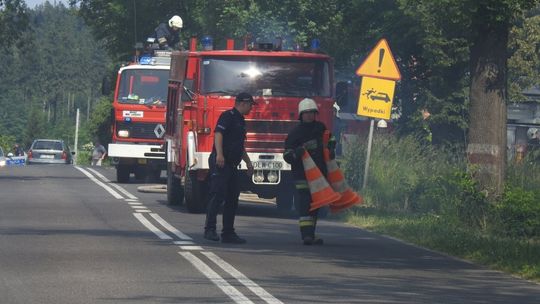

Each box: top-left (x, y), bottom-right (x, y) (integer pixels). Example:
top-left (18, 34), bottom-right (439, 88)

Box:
top-left (284, 98), bottom-right (337, 245)
top-left (152, 15), bottom-right (183, 50)
top-left (204, 93), bottom-right (255, 244)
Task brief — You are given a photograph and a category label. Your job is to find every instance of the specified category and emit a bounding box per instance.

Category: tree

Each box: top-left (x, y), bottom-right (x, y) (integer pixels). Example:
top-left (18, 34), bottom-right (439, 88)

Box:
top-left (0, 0), bottom-right (29, 49)
top-left (466, 0), bottom-right (538, 198)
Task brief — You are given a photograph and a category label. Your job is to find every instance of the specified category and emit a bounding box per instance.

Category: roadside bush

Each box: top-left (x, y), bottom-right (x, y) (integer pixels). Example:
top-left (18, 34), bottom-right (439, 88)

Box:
top-left (342, 132), bottom-right (464, 213)
top-left (493, 186), bottom-right (540, 238)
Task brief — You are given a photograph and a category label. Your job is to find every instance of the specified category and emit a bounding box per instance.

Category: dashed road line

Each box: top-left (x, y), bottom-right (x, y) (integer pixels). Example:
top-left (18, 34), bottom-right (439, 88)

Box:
top-left (75, 167), bottom-right (123, 199)
top-left (86, 168), bottom-right (138, 200)
top-left (179, 252), bottom-right (255, 304)
top-left (133, 213), bottom-right (172, 240)
top-left (203, 251), bottom-right (284, 304)
top-left (150, 213), bottom-right (193, 240)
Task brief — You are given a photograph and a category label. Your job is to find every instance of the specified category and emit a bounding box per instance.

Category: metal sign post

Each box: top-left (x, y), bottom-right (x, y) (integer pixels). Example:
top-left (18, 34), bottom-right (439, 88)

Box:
top-left (362, 119), bottom-right (375, 189)
top-left (74, 108), bottom-right (80, 165)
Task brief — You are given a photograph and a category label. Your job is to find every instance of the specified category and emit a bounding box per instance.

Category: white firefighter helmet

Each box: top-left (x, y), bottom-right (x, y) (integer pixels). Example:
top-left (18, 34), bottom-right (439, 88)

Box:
top-left (333, 102), bottom-right (341, 118)
top-left (168, 15), bottom-right (183, 29)
top-left (298, 98), bottom-right (318, 119)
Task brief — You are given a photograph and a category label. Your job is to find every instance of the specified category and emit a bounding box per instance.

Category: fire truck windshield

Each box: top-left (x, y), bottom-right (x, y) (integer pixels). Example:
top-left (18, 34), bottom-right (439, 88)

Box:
top-left (201, 57), bottom-right (331, 97)
top-left (117, 69), bottom-right (169, 104)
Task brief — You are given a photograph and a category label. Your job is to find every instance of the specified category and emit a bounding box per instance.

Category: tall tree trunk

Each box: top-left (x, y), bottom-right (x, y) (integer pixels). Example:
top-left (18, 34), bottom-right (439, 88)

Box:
top-left (467, 22), bottom-right (508, 199)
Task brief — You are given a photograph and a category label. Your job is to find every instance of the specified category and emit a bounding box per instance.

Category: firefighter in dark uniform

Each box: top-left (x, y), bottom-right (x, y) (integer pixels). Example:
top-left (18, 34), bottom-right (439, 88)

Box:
top-left (204, 93), bottom-right (255, 244)
top-left (284, 98), bottom-right (336, 245)
top-left (152, 15), bottom-right (183, 50)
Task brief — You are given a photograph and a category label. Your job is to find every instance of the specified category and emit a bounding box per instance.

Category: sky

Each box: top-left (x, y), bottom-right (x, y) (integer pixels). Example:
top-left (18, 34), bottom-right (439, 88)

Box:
top-left (25, 0), bottom-right (69, 8)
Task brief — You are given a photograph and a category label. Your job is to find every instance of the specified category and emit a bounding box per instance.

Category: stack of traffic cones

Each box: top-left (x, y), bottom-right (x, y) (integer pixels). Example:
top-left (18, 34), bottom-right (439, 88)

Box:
top-left (322, 131), bottom-right (363, 213)
top-left (301, 150), bottom-right (341, 211)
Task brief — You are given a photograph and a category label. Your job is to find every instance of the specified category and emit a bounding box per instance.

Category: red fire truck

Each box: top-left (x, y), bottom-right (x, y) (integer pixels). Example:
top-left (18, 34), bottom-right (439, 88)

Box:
top-left (108, 51), bottom-right (171, 183)
top-left (165, 38), bottom-right (335, 213)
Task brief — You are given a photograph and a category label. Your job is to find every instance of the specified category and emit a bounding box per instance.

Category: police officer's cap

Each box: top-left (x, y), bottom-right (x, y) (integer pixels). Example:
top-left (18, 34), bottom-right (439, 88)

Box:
top-left (235, 92), bottom-right (256, 104)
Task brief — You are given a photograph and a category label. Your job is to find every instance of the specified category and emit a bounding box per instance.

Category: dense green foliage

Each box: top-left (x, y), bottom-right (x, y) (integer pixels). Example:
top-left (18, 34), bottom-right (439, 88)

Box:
top-left (0, 1), bottom-right (110, 151)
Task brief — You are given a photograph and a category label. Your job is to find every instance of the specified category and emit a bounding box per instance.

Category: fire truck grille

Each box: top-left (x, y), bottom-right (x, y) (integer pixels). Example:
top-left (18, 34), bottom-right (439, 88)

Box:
top-left (117, 122), bottom-right (163, 139)
top-left (245, 141), bottom-right (284, 151)
top-left (245, 120), bottom-right (297, 135)
top-left (244, 120), bottom-right (297, 152)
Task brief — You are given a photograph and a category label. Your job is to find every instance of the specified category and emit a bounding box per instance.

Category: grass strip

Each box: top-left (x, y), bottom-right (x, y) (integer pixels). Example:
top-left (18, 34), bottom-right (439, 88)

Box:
top-left (342, 208), bottom-right (540, 282)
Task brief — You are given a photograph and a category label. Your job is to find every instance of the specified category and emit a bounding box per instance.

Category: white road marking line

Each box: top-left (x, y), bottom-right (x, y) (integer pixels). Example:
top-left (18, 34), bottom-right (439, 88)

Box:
top-left (75, 167), bottom-right (123, 199)
top-left (125, 199), bottom-right (139, 202)
top-left (128, 202), bottom-right (143, 205)
top-left (133, 213), bottom-right (171, 240)
top-left (179, 246), bottom-right (203, 250)
top-left (179, 252), bottom-right (254, 304)
top-left (173, 241), bottom-right (195, 245)
top-left (131, 205), bottom-right (148, 209)
top-left (87, 168), bottom-right (138, 200)
top-left (203, 251), bottom-right (283, 304)
top-left (150, 213), bottom-right (193, 240)
top-left (135, 210), bottom-right (152, 213)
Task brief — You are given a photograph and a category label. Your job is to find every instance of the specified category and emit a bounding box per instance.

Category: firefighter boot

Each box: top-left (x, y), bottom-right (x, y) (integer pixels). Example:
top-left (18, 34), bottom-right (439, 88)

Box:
top-left (299, 216), bottom-right (316, 245)
top-left (312, 216), bottom-right (323, 245)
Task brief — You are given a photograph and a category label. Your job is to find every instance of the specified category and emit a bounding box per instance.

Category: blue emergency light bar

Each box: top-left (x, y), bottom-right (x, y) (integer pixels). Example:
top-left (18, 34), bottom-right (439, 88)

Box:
top-left (139, 56), bottom-right (153, 65)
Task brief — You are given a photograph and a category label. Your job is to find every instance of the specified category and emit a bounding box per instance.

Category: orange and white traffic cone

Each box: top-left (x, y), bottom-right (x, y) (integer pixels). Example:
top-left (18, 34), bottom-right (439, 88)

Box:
top-left (301, 150), bottom-right (341, 211)
top-left (322, 131), bottom-right (363, 213)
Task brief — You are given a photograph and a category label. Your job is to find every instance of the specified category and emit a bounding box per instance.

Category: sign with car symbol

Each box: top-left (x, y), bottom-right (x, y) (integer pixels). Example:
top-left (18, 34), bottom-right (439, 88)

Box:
top-left (356, 38), bottom-right (400, 120)
top-left (357, 76), bottom-right (395, 119)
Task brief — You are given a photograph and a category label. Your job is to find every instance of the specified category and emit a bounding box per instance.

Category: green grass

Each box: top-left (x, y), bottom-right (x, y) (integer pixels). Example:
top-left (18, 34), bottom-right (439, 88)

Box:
top-left (342, 207), bottom-right (540, 282)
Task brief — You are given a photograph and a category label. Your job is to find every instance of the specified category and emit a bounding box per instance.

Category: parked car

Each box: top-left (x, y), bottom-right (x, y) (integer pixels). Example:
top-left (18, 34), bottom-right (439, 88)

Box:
top-left (27, 139), bottom-right (73, 164)
top-left (0, 146), bottom-right (6, 167)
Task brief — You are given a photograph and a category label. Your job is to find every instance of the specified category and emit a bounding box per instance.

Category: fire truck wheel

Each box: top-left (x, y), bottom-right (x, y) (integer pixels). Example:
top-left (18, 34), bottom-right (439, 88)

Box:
top-left (117, 165), bottom-right (131, 183)
top-left (276, 191), bottom-right (295, 214)
top-left (167, 165), bottom-right (184, 205)
top-left (184, 171), bottom-right (208, 213)
top-left (134, 167), bottom-right (146, 180)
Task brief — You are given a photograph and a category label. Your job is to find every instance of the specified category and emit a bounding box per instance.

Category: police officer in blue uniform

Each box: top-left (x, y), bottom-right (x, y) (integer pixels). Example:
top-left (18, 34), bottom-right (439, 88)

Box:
top-left (204, 93), bottom-right (255, 244)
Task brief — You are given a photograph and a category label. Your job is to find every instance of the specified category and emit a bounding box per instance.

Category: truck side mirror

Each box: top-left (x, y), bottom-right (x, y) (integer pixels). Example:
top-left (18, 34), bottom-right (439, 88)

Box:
top-left (335, 81), bottom-right (350, 107)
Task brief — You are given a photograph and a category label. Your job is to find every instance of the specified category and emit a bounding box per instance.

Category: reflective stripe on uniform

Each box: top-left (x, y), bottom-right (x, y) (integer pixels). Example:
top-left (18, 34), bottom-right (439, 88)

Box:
top-left (299, 216), bottom-right (314, 227)
top-left (158, 37), bottom-right (167, 44)
top-left (295, 180), bottom-right (308, 189)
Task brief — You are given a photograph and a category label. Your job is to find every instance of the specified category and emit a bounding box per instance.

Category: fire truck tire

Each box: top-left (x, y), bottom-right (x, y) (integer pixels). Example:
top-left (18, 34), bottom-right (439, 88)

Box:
top-left (276, 191), bottom-right (295, 213)
top-left (134, 167), bottom-right (146, 180)
top-left (167, 165), bottom-right (184, 205)
top-left (117, 165), bottom-right (131, 183)
top-left (184, 171), bottom-right (208, 213)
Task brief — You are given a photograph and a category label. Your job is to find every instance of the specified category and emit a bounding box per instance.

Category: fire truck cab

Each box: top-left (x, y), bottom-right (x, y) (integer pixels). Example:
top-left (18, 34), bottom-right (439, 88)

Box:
top-left (108, 51), bottom-right (171, 183)
top-left (165, 38), bottom-right (335, 214)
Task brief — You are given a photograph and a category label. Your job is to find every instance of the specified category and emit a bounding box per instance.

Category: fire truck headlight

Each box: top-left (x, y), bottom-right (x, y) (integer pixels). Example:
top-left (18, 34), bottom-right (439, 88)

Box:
top-left (267, 170), bottom-right (278, 183)
top-left (117, 130), bottom-right (130, 138)
top-left (254, 170), bottom-right (264, 183)
top-left (0, 160), bottom-right (6, 167)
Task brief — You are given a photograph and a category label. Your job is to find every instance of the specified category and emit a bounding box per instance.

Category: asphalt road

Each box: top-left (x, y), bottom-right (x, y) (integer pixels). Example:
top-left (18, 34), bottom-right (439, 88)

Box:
top-left (0, 165), bottom-right (539, 303)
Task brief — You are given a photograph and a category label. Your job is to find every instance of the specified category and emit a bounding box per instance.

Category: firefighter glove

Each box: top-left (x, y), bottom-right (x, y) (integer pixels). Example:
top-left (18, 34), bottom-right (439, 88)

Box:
top-left (294, 146), bottom-right (305, 159)
top-left (327, 139), bottom-right (336, 151)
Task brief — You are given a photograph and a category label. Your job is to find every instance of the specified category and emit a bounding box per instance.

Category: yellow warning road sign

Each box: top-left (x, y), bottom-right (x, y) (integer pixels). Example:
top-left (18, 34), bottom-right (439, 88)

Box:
top-left (357, 76), bottom-right (395, 120)
top-left (356, 39), bottom-right (401, 81)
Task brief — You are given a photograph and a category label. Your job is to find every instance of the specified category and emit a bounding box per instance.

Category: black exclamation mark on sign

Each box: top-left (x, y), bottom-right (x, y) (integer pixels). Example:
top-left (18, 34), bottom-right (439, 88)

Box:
top-left (377, 48), bottom-right (385, 73)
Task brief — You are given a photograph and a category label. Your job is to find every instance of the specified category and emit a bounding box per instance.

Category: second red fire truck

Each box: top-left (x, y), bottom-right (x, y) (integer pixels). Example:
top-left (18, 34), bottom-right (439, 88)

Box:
top-left (108, 50), bottom-right (171, 183)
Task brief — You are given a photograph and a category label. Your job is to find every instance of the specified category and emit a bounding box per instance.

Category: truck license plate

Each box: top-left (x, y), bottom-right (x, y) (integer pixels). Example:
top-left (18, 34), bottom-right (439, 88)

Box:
top-left (253, 161), bottom-right (282, 170)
